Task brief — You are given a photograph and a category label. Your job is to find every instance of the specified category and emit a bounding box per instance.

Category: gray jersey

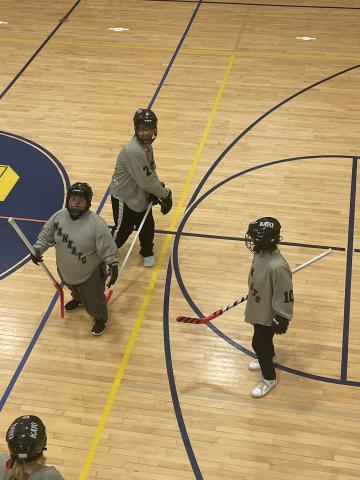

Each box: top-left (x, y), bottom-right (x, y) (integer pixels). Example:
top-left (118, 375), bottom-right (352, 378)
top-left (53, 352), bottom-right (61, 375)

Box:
top-left (110, 135), bottom-right (167, 212)
top-left (34, 209), bottom-right (118, 285)
top-left (245, 250), bottom-right (294, 326)
top-left (0, 454), bottom-right (64, 479)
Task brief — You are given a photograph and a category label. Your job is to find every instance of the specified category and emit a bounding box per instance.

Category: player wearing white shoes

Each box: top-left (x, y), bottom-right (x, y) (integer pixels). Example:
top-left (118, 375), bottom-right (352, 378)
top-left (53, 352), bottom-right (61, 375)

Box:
top-left (244, 217), bottom-right (294, 398)
top-left (110, 108), bottom-right (172, 268)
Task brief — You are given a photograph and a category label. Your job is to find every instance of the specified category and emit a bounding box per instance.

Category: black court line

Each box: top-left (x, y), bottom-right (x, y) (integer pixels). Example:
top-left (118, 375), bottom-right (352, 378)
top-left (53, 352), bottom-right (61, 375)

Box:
top-left (145, 0), bottom-right (360, 10)
top-left (341, 157), bottom-right (357, 381)
top-left (1, 1), bottom-right (206, 479)
top-left (187, 63), bottom-right (360, 208)
top-left (155, 229), bottom-right (346, 252)
top-left (0, 0), bottom-right (82, 100)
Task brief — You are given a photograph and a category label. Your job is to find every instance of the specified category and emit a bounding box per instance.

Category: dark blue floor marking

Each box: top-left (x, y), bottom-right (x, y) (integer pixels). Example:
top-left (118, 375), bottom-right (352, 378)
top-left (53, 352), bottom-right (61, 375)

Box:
top-left (341, 157), bottom-right (357, 381)
top-left (148, 0), bottom-right (203, 110)
top-left (164, 260), bottom-right (204, 480)
top-left (187, 64), bottom-right (360, 208)
top-left (172, 155), bottom-right (360, 386)
top-left (1, 2), bottom-right (205, 478)
top-left (0, 131), bottom-right (70, 280)
top-left (0, 0), bottom-right (82, 100)
top-left (0, 290), bottom-right (60, 410)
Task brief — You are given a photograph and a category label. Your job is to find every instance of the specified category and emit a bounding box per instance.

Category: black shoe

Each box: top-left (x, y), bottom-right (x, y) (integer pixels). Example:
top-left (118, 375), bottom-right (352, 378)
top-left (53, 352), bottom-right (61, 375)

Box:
top-left (65, 300), bottom-right (82, 311)
top-left (92, 318), bottom-right (108, 336)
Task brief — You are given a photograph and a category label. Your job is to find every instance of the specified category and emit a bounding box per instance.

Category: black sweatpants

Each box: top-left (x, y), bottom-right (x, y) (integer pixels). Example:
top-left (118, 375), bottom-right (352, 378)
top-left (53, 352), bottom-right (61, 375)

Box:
top-left (111, 196), bottom-right (154, 257)
top-left (252, 324), bottom-right (276, 380)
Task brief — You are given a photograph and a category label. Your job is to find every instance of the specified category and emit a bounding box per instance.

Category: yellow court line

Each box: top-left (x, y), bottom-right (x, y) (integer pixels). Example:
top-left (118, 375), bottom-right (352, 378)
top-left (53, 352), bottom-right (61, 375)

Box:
top-left (78, 51), bottom-right (236, 480)
top-left (2, 36), bottom-right (360, 63)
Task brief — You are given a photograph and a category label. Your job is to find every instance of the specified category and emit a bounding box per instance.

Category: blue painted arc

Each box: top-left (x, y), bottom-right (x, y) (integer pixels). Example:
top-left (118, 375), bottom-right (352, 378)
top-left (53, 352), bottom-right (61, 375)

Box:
top-left (172, 155), bottom-right (359, 386)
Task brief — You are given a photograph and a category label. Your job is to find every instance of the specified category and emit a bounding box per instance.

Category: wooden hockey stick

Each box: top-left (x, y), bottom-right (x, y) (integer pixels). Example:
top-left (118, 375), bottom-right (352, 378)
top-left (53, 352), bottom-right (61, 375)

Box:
top-left (106, 201), bottom-right (153, 303)
top-left (176, 248), bottom-right (332, 324)
top-left (8, 217), bottom-right (65, 318)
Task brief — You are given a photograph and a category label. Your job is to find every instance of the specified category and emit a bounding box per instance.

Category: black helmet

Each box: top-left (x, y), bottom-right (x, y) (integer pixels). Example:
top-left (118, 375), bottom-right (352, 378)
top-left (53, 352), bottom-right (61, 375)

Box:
top-left (245, 217), bottom-right (281, 253)
top-left (133, 108), bottom-right (157, 144)
top-left (66, 182), bottom-right (93, 219)
top-left (6, 415), bottom-right (47, 464)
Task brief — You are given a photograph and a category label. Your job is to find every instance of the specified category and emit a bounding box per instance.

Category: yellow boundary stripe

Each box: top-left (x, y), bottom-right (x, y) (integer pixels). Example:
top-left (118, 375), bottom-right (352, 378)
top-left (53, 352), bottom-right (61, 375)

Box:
top-left (2, 36), bottom-right (359, 62)
top-left (78, 52), bottom-right (236, 480)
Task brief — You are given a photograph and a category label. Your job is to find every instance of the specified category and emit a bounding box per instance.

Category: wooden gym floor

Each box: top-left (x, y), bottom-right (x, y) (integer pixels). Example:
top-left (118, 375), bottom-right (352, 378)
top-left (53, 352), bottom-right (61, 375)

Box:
top-left (1, 0), bottom-right (360, 478)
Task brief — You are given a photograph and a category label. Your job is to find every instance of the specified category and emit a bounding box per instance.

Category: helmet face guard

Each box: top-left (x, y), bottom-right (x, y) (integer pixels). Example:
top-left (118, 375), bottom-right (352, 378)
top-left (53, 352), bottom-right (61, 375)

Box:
top-left (245, 217), bottom-right (281, 253)
top-left (66, 182), bottom-right (93, 219)
top-left (6, 415), bottom-right (47, 464)
top-left (133, 108), bottom-right (158, 145)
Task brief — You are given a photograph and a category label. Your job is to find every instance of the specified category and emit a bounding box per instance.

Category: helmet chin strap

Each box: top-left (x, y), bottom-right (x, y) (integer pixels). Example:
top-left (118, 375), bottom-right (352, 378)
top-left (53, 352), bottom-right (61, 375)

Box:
top-left (68, 208), bottom-right (87, 220)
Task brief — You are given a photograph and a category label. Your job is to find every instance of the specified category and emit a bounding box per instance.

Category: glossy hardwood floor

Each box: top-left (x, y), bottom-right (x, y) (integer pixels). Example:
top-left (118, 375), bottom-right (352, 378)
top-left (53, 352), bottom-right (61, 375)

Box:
top-left (1, 1), bottom-right (360, 479)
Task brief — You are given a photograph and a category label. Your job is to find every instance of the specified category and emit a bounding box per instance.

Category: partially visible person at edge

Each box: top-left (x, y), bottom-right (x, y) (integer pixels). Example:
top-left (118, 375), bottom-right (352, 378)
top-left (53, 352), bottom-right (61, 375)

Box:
top-left (0, 415), bottom-right (64, 479)
top-left (110, 108), bottom-right (173, 268)
top-left (31, 182), bottom-right (118, 336)
top-left (244, 217), bottom-right (294, 398)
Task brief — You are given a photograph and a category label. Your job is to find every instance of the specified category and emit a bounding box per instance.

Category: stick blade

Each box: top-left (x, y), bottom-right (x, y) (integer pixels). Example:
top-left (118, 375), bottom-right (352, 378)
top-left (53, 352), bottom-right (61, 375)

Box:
top-left (176, 316), bottom-right (204, 324)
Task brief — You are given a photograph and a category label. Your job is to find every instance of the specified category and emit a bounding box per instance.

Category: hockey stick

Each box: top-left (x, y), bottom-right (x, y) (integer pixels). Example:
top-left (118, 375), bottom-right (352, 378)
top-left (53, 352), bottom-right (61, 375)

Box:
top-left (176, 248), bottom-right (332, 324)
top-left (106, 201), bottom-right (153, 303)
top-left (8, 217), bottom-right (65, 318)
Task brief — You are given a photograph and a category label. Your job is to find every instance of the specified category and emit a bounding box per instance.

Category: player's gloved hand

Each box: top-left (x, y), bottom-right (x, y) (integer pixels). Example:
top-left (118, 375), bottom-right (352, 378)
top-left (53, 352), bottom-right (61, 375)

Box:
top-left (160, 188), bottom-right (172, 215)
top-left (148, 193), bottom-right (160, 206)
top-left (107, 262), bottom-right (119, 288)
top-left (272, 314), bottom-right (289, 335)
top-left (30, 248), bottom-right (43, 265)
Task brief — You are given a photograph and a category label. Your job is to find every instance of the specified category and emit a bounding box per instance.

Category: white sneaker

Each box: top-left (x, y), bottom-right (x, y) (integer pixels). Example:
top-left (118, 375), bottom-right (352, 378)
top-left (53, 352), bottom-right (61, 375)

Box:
top-left (249, 355), bottom-right (278, 371)
top-left (143, 255), bottom-right (155, 267)
top-left (251, 378), bottom-right (277, 398)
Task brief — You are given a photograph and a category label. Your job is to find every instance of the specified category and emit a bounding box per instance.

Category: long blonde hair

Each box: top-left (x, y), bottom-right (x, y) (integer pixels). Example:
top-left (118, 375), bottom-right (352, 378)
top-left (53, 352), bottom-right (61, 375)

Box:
top-left (8, 455), bottom-right (46, 480)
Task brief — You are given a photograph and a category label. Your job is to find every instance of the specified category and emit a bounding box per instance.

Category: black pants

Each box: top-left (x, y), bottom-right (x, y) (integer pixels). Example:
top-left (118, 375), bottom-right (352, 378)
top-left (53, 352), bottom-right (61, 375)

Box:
top-left (111, 196), bottom-right (154, 257)
top-left (252, 324), bottom-right (276, 380)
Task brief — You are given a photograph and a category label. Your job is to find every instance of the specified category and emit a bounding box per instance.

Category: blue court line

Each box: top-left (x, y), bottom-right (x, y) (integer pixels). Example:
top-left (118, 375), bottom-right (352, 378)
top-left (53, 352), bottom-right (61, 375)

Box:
top-left (148, 0), bottom-right (203, 110)
top-left (341, 157), bottom-right (357, 381)
top-left (187, 64), bottom-right (360, 208)
top-left (172, 155), bottom-right (360, 386)
top-left (0, 290), bottom-right (60, 410)
top-left (163, 260), bottom-right (203, 480)
top-left (0, 0), bottom-right (82, 100)
top-left (1, 1), bottom-right (205, 478)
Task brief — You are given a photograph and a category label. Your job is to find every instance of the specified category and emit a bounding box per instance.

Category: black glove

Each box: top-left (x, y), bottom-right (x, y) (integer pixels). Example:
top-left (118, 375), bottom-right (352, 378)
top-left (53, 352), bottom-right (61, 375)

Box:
top-left (30, 248), bottom-right (43, 265)
top-left (160, 188), bottom-right (172, 215)
top-left (148, 193), bottom-right (160, 206)
top-left (107, 262), bottom-right (119, 288)
top-left (272, 314), bottom-right (289, 335)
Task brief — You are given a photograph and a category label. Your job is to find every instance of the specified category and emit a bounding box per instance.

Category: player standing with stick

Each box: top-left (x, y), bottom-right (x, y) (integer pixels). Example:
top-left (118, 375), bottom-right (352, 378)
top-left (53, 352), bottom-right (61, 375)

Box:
top-left (245, 217), bottom-right (294, 398)
top-left (110, 108), bottom-right (172, 267)
top-left (31, 182), bottom-right (118, 336)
